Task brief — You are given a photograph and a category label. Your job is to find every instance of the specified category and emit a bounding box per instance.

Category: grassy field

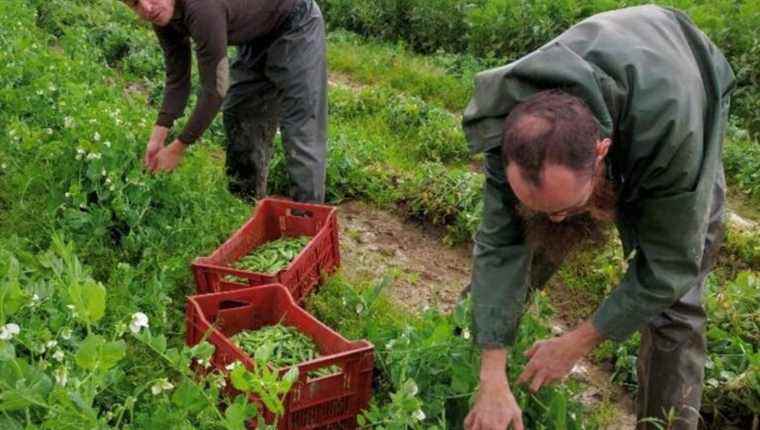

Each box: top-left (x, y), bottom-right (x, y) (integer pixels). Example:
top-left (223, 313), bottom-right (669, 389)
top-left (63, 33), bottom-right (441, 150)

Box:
top-left (0, 0), bottom-right (758, 428)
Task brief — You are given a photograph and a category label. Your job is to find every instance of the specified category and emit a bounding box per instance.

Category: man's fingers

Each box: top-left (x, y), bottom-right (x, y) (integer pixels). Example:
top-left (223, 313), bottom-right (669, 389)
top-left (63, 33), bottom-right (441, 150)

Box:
top-left (148, 156), bottom-right (160, 173)
top-left (516, 360), bottom-right (537, 385)
top-left (524, 342), bottom-right (540, 358)
top-left (465, 414), bottom-right (480, 430)
top-left (529, 370), bottom-right (547, 393)
top-left (512, 413), bottom-right (525, 430)
top-left (143, 152), bottom-right (153, 169)
top-left (464, 411), bottom-right (474, 430)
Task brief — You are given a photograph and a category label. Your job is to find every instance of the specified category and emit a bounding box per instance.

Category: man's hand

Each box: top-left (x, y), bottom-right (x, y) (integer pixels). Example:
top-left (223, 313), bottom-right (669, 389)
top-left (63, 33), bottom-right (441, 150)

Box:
top-left (144, 126), bottom-right (170, 170)
top-left (148, 139), bottom-right (187, 173)
top-left (517, 320), bottom-right (603, 392)
top-left (465, 349), bottom-right (524, 430)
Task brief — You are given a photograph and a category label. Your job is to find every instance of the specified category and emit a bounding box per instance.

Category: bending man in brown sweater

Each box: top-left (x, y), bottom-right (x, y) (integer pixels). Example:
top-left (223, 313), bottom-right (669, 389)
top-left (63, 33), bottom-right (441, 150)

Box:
top-left (122, 0), bottom-right (327, 203)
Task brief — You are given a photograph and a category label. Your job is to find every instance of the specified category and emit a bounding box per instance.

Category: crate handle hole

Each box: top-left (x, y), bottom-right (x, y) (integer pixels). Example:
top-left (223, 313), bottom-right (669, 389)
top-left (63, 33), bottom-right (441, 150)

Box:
top-left (219, 300), bottom-right (250, 310)
top-left (288, 208), bottom-right (313, 218)
top-left (306, 365), bottom-right (343, 382)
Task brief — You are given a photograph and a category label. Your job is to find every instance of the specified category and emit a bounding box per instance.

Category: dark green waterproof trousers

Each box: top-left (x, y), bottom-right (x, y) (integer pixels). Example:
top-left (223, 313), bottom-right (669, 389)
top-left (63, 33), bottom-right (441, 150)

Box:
top-left (221, 0), bottom-right (327, 203)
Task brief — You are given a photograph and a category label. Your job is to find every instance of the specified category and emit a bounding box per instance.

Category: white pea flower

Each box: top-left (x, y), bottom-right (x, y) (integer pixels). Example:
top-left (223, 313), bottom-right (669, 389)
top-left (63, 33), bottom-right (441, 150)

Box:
top-left (104, 141), bottom-right (111, 148)
top-left (412, 409), bottom-right (426, 422)
top-left (36, 90), bottom-right (44, 96)
top-left (406, 380), bottom-right (418, 397)
top-left (60, 328), bottom-right (72, 340)
top-left (76, 148), bottom-right (85, 155)
top-left (46, 340), bottom-right (58, 349)
top-left (355, 303), bottom-right (364, 315)
top-left (64, 116), bottom-right (74, 128)
top-left (93, 132), bottom-right (101, 142)
top-left (54, 367), bottom-right (68, 386)
top-left (64, 192), bottom-right (71, 198)
top-left (48, 84), bottom-right (56, 92)
top-left (32, 293), bottom-right (40, 302)
top-left (462, 328), bottom-right (471, 340)
top-left (45, 128), bottom-right (53, 135)
top-left (151, 378), bottom-right (174, 395)
top-left (1, 163), bottom-right (6, 170)
top-left (53, 350), bottom-right (65, 362)
top-left (101, 169), bottom-right (107, 176)
top-left (129, 312), bottom-right (149, 334)
top-left (79, 203), bottom-right (87, 209)
top-left (0, 323), bottom-right (20, 340)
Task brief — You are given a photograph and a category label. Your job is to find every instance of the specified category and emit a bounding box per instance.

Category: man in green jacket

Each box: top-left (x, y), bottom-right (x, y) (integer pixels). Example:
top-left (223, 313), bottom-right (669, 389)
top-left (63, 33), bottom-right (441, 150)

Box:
top-left (462, 6), bottom-right (734, 429)
top-left (122, 0), bottom-right (327, 203)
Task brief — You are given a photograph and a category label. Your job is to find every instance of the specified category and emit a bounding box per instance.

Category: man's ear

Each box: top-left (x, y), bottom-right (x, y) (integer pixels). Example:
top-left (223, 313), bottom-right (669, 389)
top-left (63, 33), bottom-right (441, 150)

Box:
top-left (595, 138), bottom-right (611, 163)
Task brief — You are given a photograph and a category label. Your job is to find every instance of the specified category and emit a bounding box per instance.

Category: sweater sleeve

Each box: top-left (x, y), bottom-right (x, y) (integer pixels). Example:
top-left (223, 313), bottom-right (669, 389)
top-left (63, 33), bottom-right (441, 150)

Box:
top-left (176, 3), bottom-right (230, 144)
top-left (154, 24), bottom-right (192, 129)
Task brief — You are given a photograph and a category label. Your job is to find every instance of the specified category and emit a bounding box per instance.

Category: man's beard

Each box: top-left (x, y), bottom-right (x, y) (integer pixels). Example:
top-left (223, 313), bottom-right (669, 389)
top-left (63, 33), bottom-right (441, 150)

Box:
top-left (517, 175), bottom-right (619, 264)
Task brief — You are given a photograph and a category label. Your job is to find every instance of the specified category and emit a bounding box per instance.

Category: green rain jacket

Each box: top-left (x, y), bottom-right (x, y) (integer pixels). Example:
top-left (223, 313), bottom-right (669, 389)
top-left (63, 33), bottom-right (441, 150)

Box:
top-left (463, 5), bottom-right (735, 346)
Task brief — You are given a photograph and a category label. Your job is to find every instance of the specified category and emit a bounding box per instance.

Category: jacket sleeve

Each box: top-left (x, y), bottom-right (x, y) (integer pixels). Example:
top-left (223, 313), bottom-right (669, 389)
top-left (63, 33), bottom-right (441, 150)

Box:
top-left (154, 25), bottom-right (192, 129)
top-left (470, 148), bottom-right (533, 347)
top-left (592, 188), bottom-right (708, 341)
top-left (592, 94), bottom-right (722, 342)
top-left (591, 11), bottom-right (736, 341)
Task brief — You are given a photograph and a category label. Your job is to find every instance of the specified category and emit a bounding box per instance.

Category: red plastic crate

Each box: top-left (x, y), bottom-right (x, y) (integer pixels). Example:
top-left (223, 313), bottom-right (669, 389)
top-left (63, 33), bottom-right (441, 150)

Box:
top-left (186, 284), bottom-right (374, 429)
top-left (192, 198), bottom-right (341, 301)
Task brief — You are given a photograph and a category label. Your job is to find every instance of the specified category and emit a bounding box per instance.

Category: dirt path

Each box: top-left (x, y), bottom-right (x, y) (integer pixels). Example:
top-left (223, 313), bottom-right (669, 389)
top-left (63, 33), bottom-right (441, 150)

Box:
top-left (338, 200), bottom-right (471, 313)
top-left (337, 200), bottom-right (636, 429)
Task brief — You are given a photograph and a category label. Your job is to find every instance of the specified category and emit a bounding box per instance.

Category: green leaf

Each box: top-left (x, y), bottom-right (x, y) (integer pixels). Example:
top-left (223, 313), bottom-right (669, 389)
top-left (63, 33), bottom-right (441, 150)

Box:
top-left (282, 366), bottom-right (299, 390)
top-left (171, 381), bottom-right (208, 415)
top-left (223, 395), bottom-right (257, 430)
top-left (0, 415), bottom-right (23, 430)
top-left (68, 278), bottom-right (106, 325)
top-left (189, 341), bottom-right (215, 364)
top-left (0, 358), bottom-right (53, 412)
top-left (0, 256), bottom-right (26, 322)
top-left (0, 343), bottom-right (15, 362)
top-left (75, 335), bottom-right (126, 372)
top-left (230, 365), bottom-right (252, 392)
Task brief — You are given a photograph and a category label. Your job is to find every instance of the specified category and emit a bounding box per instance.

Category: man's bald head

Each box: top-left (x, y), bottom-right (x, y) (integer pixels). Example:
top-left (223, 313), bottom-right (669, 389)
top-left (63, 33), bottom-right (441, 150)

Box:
top-left (502, 90), bottom-right (601, 187)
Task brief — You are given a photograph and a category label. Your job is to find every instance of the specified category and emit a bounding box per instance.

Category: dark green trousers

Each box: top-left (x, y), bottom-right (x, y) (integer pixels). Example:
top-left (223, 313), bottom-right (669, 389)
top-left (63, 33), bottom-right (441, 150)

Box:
top-left (221, 0), bottom-right (327, 203)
